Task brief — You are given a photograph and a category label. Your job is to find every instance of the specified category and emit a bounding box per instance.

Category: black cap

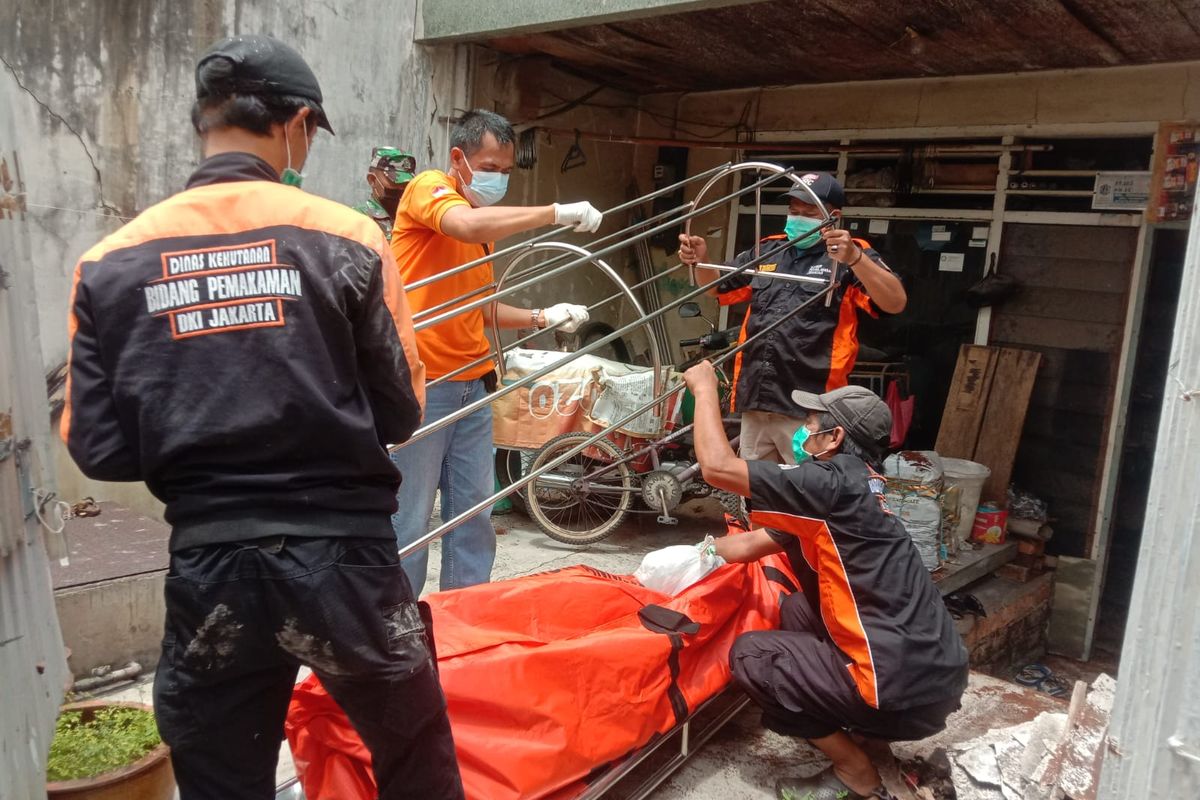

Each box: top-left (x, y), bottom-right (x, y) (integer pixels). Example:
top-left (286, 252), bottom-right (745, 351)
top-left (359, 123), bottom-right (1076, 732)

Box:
top-left (791, 385), bottom-right (892, 459)
top-left (196, 35), bottom-right (334, 134)
top-left (784, 172), bottom-right (845, 209)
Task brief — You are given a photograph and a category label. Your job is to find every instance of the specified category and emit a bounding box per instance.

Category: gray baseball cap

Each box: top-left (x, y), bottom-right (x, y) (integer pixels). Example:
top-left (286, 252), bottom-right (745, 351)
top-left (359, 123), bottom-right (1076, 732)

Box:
top-left (791, 385), bottom-right (892, 458)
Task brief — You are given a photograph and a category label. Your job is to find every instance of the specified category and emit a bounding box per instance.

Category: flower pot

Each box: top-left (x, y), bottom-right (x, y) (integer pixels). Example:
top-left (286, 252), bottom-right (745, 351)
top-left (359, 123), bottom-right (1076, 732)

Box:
top-left (46, 701), bottom-right (174, 800)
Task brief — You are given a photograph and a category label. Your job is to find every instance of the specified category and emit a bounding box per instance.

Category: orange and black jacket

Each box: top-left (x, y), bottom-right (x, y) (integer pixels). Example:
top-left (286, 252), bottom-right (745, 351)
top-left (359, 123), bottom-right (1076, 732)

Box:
top-left (62, 153), bottom-right (426, 549)
top-left (718, 236), bottom-right (895, 414)
top-left (749, 456), bottom-right (969, 710)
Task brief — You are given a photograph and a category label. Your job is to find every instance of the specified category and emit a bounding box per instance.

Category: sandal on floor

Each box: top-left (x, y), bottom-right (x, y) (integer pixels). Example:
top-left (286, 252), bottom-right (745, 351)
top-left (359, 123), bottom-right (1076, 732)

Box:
top-left (775, 769), bottom-right (899, 800)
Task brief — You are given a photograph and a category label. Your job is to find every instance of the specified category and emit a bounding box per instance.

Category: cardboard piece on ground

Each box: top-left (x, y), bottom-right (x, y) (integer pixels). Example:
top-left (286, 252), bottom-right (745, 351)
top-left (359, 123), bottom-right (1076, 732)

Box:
top-left (973, 348), bottom-right (1043, 501)
top-left (935, 345), bottom-right (1000, 458)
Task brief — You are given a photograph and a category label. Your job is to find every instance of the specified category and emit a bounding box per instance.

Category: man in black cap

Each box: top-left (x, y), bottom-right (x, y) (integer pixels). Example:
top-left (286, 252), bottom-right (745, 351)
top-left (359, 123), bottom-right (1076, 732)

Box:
top-left (682, 360), bottom-right (968, 800)
top-left (679, 172), bottom-right (907, 465)
top-left (62, 34), bottom-right (463, 799)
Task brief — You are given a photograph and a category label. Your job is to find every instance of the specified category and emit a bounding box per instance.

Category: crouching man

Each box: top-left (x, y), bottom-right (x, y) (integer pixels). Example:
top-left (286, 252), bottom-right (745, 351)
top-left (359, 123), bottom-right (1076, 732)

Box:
top-left (682, 361), bottom-right (968, 800)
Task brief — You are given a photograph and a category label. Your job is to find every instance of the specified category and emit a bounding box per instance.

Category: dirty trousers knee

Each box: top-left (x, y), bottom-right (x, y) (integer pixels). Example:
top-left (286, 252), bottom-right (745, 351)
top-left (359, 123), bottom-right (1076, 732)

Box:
top-left (152, 534), bottom-right (464, 800)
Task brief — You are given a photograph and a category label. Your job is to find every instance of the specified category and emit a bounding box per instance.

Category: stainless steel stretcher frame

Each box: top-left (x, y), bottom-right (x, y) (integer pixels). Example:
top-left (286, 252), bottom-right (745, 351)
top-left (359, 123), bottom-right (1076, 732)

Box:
top-left (277, 162), bottom-right (841, 800)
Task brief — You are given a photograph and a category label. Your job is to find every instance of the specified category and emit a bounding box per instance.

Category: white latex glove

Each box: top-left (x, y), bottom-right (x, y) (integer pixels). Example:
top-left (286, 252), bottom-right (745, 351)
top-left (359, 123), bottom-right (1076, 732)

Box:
top-left (553, 201), bottom-right (603, 233)
top-left (543, 303), bottom-right (590, 334)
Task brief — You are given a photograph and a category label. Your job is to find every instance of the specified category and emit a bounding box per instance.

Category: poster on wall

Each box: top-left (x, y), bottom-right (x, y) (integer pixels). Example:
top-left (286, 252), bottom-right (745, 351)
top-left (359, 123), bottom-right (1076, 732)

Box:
top-left (1148, 122), bottom-right (1200, 223)
top-left (1092, 172), bottom-right (1149, 211)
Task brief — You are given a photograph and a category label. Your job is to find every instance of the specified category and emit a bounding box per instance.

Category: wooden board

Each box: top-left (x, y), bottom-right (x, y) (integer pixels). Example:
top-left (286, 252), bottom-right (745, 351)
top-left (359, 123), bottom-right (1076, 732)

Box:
top-left (934, 344), bottom-right (999, 459)
top-left (932, 541), bottom-right (1019, 595)
top-left (974, 348), bottom-right (1043, 502)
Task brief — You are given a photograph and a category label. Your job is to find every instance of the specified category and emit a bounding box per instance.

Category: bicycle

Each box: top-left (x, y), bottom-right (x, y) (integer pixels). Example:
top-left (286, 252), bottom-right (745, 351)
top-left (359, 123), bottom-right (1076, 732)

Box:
top-left (521, 303), bottom-right (747, 546)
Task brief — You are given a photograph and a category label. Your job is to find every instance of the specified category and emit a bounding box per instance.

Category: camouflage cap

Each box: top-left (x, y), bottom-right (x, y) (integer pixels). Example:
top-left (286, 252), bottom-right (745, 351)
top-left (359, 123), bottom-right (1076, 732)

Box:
top-left (369, 147), bottom-right (416, 183)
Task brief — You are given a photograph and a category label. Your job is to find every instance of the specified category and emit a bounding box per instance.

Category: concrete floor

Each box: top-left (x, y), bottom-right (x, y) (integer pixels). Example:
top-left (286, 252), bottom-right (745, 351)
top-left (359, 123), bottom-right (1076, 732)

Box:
top-left (102, 494), bottom-right (1065, 799)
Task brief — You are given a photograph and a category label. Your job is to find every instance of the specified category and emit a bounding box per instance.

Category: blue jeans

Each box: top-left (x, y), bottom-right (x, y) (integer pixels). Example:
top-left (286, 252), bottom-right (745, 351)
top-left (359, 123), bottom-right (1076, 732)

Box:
top-left (390, 378), bottom-right (496, 594)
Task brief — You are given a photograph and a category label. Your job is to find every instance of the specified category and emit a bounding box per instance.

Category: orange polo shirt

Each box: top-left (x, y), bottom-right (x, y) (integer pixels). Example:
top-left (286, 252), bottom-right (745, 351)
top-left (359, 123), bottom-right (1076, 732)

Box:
top-left (390, 169), bottom-right (494, 381)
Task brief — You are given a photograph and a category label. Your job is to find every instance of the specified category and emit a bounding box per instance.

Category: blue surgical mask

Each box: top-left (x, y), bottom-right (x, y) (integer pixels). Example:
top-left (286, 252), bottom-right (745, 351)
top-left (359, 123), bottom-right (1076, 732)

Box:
top-left (784, 214), bottom-right (822, 249)
top-left (459, 159), bottom-right (509, 207)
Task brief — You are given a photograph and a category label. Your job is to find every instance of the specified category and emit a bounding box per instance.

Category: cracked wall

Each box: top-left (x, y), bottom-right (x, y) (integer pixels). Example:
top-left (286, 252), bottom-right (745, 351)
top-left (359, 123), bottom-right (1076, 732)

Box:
top-left (0, 0), bottom-right (466, 373)
top-left (0, 0), bottom-right (468, 517)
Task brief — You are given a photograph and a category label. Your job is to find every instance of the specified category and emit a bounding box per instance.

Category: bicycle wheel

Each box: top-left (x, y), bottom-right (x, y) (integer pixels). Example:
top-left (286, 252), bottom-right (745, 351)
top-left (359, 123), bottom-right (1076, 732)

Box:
top-left (525, 432), bottom-right (635, 545)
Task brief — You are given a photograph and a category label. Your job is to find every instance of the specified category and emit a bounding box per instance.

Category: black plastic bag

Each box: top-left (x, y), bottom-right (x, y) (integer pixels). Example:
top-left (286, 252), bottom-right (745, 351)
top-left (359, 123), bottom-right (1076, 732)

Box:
top-left (966, 253), bottom-right (1020, 308)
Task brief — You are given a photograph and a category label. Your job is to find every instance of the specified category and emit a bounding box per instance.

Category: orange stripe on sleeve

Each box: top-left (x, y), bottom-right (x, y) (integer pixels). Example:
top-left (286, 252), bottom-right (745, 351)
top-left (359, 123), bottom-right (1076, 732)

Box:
top-left (59, 261), bottom-right (83, 444)
top-left (813, 531), bottom-right (880, 708)
top-left (381, 247), bottom-right (426, 415)
top-left (751, 507), bottom-right (880, 707)
top-left (825, 289), bottom-right (863, 391)
top-left (749, 509), bottom-right (823, 570)
top-left (718, 286), bottom-right (752, 306)
top-left (728, 310), bottom-right (751, 411)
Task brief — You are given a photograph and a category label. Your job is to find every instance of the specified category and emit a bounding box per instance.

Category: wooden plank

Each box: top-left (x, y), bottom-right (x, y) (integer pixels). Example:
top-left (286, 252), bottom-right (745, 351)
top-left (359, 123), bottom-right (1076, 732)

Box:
top-left (993, 255), bottom-right (1130, 293)
top-left (1026, 375), bottom-right (1114, 417)
top-left (1001, 224), bottom-right (1139, 263)
top-left (933, 541), bottom-right (1019, 595)
top-left (1018, 346), bottom-right (1114, 389)
top-left (935, 344), bottom-right (999, 459)
top-left (974, 347), bottom-right (1042, 502)
top-left (991, 314), bottom-right (1123, 352)
top-left (998, 288), bottom-right (1128, 325)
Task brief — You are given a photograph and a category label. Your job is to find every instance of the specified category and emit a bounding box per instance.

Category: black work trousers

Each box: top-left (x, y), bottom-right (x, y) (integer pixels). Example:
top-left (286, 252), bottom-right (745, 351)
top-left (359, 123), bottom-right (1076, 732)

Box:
top-left (730, 591), bottom-right (961, 741)
top-left (153, 535), bottom-right (464, 800)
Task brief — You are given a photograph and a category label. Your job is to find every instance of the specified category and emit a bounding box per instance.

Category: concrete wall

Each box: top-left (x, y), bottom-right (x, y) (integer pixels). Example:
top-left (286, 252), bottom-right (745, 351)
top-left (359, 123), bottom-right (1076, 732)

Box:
top-left (1, 0), bottom-right (470, 518)
top-left (55, 573), bottom-right (166, 678)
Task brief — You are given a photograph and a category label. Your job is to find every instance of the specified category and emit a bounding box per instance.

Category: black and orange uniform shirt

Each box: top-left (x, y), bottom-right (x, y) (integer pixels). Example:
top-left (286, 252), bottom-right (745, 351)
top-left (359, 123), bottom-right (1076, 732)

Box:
top-left (390, 169), bottom-right (494, 381)
top-left (747, 455), bottom-right (969, 711)
top-left (718, 238), bottom-right (895, 413)
top-left (61, 153), bottom-right (426, 549)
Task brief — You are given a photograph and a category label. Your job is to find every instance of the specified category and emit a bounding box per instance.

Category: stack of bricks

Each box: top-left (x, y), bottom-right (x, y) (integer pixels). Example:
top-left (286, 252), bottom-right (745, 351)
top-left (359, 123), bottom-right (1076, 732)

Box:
top-left (995, 517), bottom-right (1053, 583)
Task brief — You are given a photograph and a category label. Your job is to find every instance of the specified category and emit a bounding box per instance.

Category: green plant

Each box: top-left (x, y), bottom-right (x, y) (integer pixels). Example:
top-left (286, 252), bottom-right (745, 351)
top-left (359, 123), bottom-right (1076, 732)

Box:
top-left (47, 707), bottom-right (161, 782)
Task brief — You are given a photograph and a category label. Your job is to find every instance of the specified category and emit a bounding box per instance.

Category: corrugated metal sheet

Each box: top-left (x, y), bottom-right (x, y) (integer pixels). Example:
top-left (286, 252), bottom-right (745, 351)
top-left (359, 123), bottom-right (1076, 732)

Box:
top-left (0, 135), bottom-right (70, 798)
top-left (1100, 207), bottom-right (1200, 795)
top-left (482, 0), bottom-right (1200, 93)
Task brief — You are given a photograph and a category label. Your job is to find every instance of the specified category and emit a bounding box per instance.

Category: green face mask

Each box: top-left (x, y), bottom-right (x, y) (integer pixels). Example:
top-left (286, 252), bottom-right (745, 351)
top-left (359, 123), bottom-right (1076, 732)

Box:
top-left (281, 126), bottom-right (309, 188)
top-left (792, 425), bottom-right (833, 463)
top-left (784, 214), bottom-right (822, 249)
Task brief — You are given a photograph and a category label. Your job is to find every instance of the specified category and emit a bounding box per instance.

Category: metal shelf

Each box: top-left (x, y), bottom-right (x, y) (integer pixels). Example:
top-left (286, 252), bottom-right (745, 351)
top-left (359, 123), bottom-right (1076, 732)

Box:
top-left (846, 187), bottom-right (995, 195)
top-left (1006, 190), bottom-right (1095, 197)
top-left (1010, 169), bottom-right (1100, 177)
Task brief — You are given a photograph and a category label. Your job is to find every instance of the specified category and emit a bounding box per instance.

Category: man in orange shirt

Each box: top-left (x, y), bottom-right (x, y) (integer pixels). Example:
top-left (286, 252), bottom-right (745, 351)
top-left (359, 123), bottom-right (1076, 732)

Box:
top-left (390, 109), bottom-right (602, 593)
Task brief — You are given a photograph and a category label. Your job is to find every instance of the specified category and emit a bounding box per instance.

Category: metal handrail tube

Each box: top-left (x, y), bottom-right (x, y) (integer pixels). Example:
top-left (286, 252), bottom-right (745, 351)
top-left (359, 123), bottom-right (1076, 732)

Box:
top-left (411, 200), bottom-right (694, 324)
top-left (425, 262), bottom-right (687, 389)
top-left (490, 242), bottom-right (666, 397)
top-left (412, 169), bottom-right (794, 333)
top-left (576, 268), bottom-right (830, 482)
top-left (397, 270), bottom-right (837, 560)
top-left (694, 260), bottom-right (831, 286)
top-left (404, 162), bottom-right (733, 292)
top-left (393, 227), bottom-right (807, 450)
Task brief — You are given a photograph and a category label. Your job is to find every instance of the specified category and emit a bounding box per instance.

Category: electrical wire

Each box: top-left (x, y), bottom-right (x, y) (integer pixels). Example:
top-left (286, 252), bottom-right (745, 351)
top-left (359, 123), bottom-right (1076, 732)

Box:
top-left (530, 88), bottom-right (749, 140)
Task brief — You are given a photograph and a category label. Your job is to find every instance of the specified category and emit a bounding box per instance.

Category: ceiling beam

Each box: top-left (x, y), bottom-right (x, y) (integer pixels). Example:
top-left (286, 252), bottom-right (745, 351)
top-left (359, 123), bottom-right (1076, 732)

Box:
top-left (417, 0), bottom-right (765, 43)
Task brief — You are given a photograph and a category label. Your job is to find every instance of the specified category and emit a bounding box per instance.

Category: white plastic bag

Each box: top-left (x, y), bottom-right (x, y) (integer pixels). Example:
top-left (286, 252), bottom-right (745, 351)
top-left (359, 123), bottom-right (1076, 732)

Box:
top-left (633, 545), bottom-right (726, 596)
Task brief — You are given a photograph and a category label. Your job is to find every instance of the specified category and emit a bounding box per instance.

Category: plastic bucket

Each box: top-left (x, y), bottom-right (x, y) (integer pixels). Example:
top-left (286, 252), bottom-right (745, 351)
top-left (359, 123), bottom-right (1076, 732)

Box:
top-left (941, 458), bottom-right (991, 547)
